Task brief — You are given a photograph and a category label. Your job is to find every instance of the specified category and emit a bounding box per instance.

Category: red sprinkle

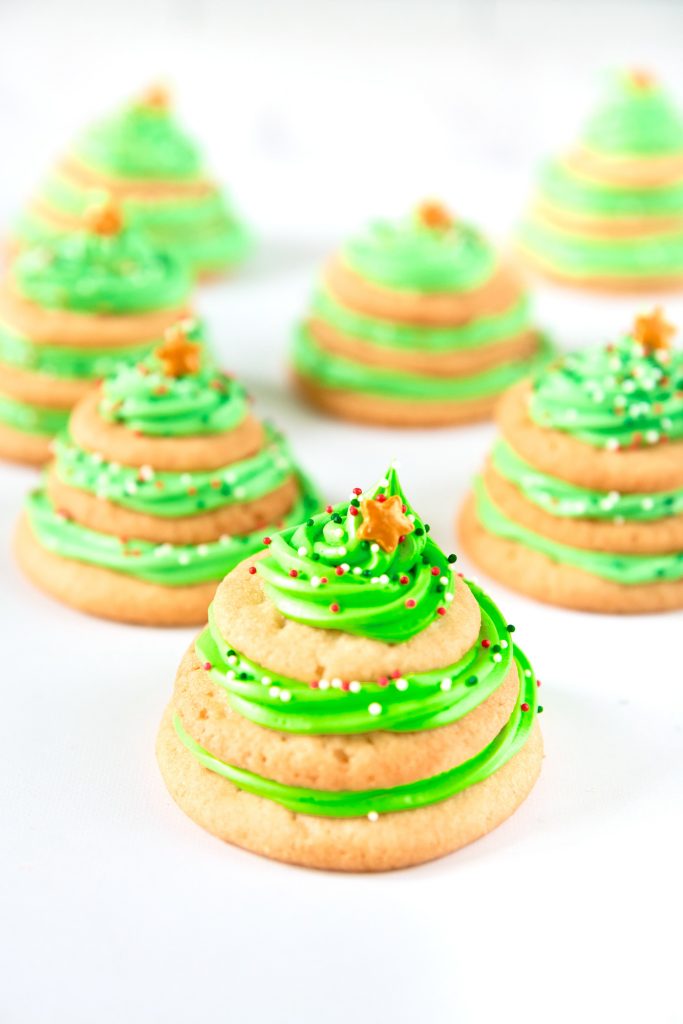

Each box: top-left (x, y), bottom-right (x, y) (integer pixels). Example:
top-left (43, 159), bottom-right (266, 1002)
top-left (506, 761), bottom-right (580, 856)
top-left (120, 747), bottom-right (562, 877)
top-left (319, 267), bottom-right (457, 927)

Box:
top-left (521, 702), bottom-right (530, 712)
top-left (377, 676), bottom-right (389, 687)
top-left (289, 569), bottom-right (298, 578)
top-left (436, 607), bottom-right (446, 616)
top-left (391, 670), bottom-right (401, 679)
top-left (263, 537), bottom-right (272, 545)
top-left (399, 575), bottom-right (409, 585)
top-left (335, 566), bottom-right (345, 576)
top-left (325, 505), bottom-right (333, 513)
top-left (377, 494), bottom-right (386, 503)
top-left (481, 639), bottom-right (491, 648)
top-left (203, 661), bottom-right (212, 671)
top-left (352, 487), bottom-right (362, 495)
top-left (537, 679), bottom-right (542, 687)
top-left (398, 535), bottom-right (406, 544)
top-left (310, 680), bottom-right (320, 689)
top-left (248, 566), bottom-right (257, 575)
top-left (349, 506), bottom-right (359, 517)
top-left (341, 680), bottom-right (351, 691)
top-left (330, 602), bottom-right (340, 613)
top-left (405, 599), bottom-right (416, 609)
top-left (431, 567), bottom-right (440, 576)
top-left (320, 576), bottom-right (328, 585)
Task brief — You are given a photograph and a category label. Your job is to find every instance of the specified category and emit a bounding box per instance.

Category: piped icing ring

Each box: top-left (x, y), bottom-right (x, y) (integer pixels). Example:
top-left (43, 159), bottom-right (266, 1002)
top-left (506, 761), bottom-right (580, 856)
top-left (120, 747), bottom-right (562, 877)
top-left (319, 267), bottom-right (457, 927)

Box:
top-left (518, 70), bottom-right (683, 290)
top-left (292, 203), bottom-right (553, 427)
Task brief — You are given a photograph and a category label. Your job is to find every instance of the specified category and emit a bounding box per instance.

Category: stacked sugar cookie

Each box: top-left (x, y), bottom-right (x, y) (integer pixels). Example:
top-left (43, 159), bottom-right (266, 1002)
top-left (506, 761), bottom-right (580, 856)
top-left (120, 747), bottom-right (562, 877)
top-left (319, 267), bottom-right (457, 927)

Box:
top-left (460, 309), bottom-right (683, 612)
top-left (157, 465), bottom-right (543, 870)
top-left (0, 197), bottom-right (192, 465)
top-left (15, 85), bottom-right (250, 279)
top-left (292, 202), bottom-right (553, 427)
top-left (16, 325), bottom-right (319, 625)
top-left (518, 70), bottom-right (683, 291)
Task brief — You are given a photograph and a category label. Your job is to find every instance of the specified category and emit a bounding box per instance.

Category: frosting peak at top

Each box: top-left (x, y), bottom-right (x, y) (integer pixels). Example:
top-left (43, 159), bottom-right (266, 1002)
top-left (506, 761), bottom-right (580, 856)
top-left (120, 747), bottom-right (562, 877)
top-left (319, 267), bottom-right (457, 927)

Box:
top-left (579, 70), bottom-right (683, 156)
top-left (14, 215), bottom-right (189, 314)
top-left (341, 207), bottom-right (497, 292)
top-left (256, 465), bottom-right (457, 643)
top-left (72, 93), bottom-right (202, 180)
top-left (99, 323), bottom-right (249, 436)
top-left (529, 310), bottom-right (683, 449)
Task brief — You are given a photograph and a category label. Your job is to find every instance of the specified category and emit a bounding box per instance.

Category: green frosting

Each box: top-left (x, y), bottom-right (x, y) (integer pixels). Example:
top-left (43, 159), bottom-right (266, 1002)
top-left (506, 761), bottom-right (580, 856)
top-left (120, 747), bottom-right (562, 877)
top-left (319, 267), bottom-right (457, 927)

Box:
top-left (528, 332), bottom-right (683, 449)
top-left (580, 72), bottom-right (683, 156)
top-left (0, 319), bottom-right (161, 381)
top-left (311, 288), bottom-right (532, 352)
top-left (342, 214), bottom-right (496, 292)
top-left (535, 160), bottom-right (683, 218)
top-left (256, 466), bottom-right (456, 644)
top-left (53, 425), bottom-right (299, 518)
top-left (73, 100), bottom-right (201, 180)
top-left (26, 481), bottom-right (320, 587)
top-left (492, 439), bottom-right (683, 522)
top-left (474, 477), bottom-right (683, 585)
top-left (14, 226), bottom-right (189, 314)
top-left (0, 394), bottom-right (69, 436)
top-left (172, 643), bottom-right (538, 818)
top-left (196, 579), bottom-right (514, 734)
top-left (99, 347), bottom-right (247, 437)
top-left (293, 324), bottom-right (555, 402)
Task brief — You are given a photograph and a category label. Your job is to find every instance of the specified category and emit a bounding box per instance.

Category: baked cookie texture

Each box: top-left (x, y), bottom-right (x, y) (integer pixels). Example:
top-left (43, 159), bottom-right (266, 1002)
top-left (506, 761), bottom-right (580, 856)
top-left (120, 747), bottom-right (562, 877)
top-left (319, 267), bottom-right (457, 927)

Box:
top-left (15, 326), bottom-right (319, 625)
top-left (0, 197), bottom-right (193, 466)
top-left (157, 465), bottom-right (543, 870)
top-left (13, 85), bottom-right (250, 279)
top-left (291, 202), bottom-right (553, 427)
top-left (458, 309), bottom-right (683, 612)
top-left (517, 70), bottom-right (683, 291)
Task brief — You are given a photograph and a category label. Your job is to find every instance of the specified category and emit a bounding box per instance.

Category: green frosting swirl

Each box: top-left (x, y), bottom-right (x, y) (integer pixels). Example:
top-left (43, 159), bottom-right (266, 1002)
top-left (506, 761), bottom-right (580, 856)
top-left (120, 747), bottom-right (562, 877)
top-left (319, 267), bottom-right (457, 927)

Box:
top-left (0, 394), bottom-right (69, 436)
top-left (256, 466), bottom-right (456, 644)
top-left (196, 579), bottom-right (514, 734)
top-left (99, 348), bottom-right (247, 437)
top-left (528, 332), bottom-right (683, 449)
top-left (53, 425), bottom-right (299, 518)
top-left (580, 72), bottom-right (683, 156)
top-left (474, 477), bottom-right (683, 585)
top-left (342, 215), bottom-right (496, 292)
top-left (26, 481), bottom-right (320, 587)
top-left (172, 643), bottom-right (538, 819)
top-left (293, 325), bottom-right (555, 402)
top-left (311, 289), bottom-right (532, 352)
top-left (492, 440), bottom-right (683, 522)
top-left (73, 100), bottom-right (201, 180)
top-left (14, 226), bottom-right (189, 314)
top-left (535, 160), bottom-right (683, 218)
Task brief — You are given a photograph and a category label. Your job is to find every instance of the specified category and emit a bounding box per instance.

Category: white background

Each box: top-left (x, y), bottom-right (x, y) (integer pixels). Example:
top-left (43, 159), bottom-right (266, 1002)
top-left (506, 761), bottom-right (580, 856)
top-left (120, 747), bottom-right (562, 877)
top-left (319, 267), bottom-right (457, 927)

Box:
top-left (1, 2), bottom-right (683, 1022)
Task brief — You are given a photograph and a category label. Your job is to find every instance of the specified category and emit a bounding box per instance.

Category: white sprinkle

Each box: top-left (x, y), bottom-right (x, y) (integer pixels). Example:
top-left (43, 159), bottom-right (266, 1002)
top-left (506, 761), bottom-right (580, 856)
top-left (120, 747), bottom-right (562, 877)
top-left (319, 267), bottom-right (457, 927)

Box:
top-left (645, 430), bottom-right (660, 445)
top-left (605, 438), bottom-right (620, 452)
top-left (337, 547), bottom-right (347, 556)
top-left (331, 677), bottom-right (342, 689)
top-left (269, 686), bottom-right (281, 697)
top-left (445, 593), bottom-right (454, 603)
top-left (298, 546), bottom-right (308, 556)
top-left (233, 486), bottom-right (246, 499)
top-left (280, 690), bottom-right (291, 702)
top-left (492, 652), bottom-right (503, 663)
top-left (500, 640), bottom-right (509, 649)
top-left (226, 670), bottom-right (236, 681)
top-left (395, 678), bottom-right (408, 691)
top-left (349, 681), bottom-right (361, 693)
top-left (197, 544), bottom-right (209, 556)
top-left (228, 655), bottom-right (239, 666)
top-left (341, 563), bottom-right (350, 572)
top-left (138, 464), bottom-right (154, 481)
top-left (525, 669), bottom-right (532, 677)
top-left (641, 497), bottom-right (655, 511)
top-left (440, 576), bottom-right (449, 586)
top-left (180, 473), bottom-right (193, 486)
top-left (370, 543), bottom-right (379, 553)
top-left (154, 543), bottom-right (172, 557)
top-left (371, 577), bottom-right (379, 584)
top-left (379, 574), bottom-right (389, 584)
top-left (310, 576), bottom-right (321, 588)
top-left (367, 811), bottom-right (379, 822)
top-left (368, 702), bottom-right (382, 716)
top-left (440, 678), bottom-right (452, 691)
top-left (318, 679), bottom-right (330, 690)
top-left (407, 513), bottom-right (416, 522)
top-left (178, 553), bottom-right (190, 566)
top-left (353, 567), bottom-right (362, 575)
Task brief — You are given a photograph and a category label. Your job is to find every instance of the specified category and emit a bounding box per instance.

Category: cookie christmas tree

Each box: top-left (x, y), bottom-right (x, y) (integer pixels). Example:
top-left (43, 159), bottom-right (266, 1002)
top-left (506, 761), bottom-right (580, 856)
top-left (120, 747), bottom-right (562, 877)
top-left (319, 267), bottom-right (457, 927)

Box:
top-left (0, 196), bottom-right (193, 465)
top-left (16, 323), bottom-right (319, 625)
top-left (460, 309), bottom-right (683, 611)
top-left (14, 85), bottom-right (250, 279)
top-left (518, 70), bottom-right (683, 290)
top-left (291, 202), bottom-right (553, 427)
top-left (157, 465), bottom-right (543, 870)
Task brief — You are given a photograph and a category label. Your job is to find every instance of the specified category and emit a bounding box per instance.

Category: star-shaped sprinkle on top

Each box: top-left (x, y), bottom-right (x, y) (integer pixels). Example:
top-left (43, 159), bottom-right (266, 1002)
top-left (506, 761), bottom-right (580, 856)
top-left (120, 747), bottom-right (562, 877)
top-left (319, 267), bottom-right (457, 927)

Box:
top-left (628, 68), bottom-right (656, 92)
top-left (139, 82), bottom-right (171, 111)
top-left (415, 200), bottom-right (455, 232)
top-left (356, 494), bottom-right (415, 553)
top-left (155, 322), bottom-right (202, 377)
top-left (84, 197), bottom-right (123, 236)
top-left (632, 307), bottom-right (676, 353)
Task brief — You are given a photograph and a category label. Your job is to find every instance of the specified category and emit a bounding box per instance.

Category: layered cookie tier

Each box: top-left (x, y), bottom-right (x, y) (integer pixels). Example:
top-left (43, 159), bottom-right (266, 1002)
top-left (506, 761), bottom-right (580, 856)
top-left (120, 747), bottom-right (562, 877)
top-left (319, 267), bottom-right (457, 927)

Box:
top-left (459, 309), bottom-right (683, 612)
top-left (0, 198), bottom-right (193, 465)
top-left (14, 86), bottom-right (250, 278)
top-left (158, 465), bottom-right (543, 870)
top-left (518, 70), bottom-right (683, 291)
top-left (16, 328), bottom-right (319, 625)
top-left (292, 203), bottom-right (553, 427)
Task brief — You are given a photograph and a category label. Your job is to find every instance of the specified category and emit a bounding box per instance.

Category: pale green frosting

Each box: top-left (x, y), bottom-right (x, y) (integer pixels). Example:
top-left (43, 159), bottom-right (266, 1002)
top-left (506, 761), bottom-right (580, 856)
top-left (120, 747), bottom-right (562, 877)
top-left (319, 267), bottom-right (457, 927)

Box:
top-left (580, 71), bottom-right (683, 156)
top-left (0, 394), bottom-right (69, 437)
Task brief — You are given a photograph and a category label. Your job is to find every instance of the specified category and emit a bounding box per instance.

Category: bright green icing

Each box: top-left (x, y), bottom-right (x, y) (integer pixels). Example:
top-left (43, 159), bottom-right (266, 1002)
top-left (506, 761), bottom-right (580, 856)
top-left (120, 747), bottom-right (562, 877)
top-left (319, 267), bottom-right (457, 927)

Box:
top-left (256, 466), bottom-right (456, 644)
top-left (0, 394), bottom-right (69, 436)
top-left (172, 643), bottom-right (538, 818)
top-left (535, 160), bottom-right (683, 217)
top-left (293, 324), bottom-right (554, 402)
top-left (53, 425), bottom-right (299, 518)
top-left (196, 579), bottom-right (514, 734)
top-left (99, 347), bottom-right (247, 437)
top-left (492, 439), bottom-right (683, 522)
top-left (475, 477), bottom-right (683, 585)
top-left (580, 72), bottom-right (683, 157)
top-left (73, 100), bottom-right (201, 180)
top-left (311, 288), bottom-right (532, 352)
top-left (528, 332), bottom-right (683, 449)
top-left (0, 319), bottom-right (162, 381)
top-left (26, 481), bottom-right (320, 586)
top-left (14, 225), bottom-right (189, 314)
top-left (342, 214), bottom-right (496, 292)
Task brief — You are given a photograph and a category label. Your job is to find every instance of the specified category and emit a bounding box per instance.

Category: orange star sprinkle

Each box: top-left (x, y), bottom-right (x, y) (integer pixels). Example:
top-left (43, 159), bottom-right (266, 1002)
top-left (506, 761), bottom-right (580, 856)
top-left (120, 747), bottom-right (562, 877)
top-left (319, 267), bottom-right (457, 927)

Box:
top-left (632, 308), bottom-right (676, 352)
top-left (356, 494), bottom-right (415, 553)
top-left (415, 200), bottom-right (455, 232)
top-left (629, 68), bottom-right (656, 92)
top-left (139, 82), bottom-right (171, 111)
top-left (84, 197), bottom-right (123, 237)
top-left (156, 323), bottom-right (202, 377)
